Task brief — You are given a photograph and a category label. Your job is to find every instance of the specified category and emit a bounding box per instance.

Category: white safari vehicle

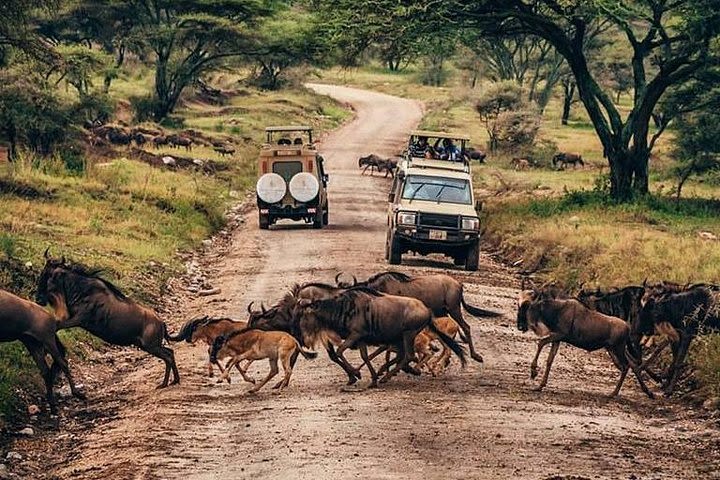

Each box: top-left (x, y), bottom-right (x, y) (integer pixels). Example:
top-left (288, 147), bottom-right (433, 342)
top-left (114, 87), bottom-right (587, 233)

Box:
top-left (256, 126), bottom-right (329, 229)
top-left (386, 131), bottom-right (482, 270)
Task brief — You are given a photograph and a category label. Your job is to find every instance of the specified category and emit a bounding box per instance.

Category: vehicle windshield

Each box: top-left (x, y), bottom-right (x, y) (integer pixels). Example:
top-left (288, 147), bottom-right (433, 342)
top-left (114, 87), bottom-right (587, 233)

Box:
top-left (273, 161), bottom-right (302, 183)
top-left (401, 175), bottom-right (472, 205)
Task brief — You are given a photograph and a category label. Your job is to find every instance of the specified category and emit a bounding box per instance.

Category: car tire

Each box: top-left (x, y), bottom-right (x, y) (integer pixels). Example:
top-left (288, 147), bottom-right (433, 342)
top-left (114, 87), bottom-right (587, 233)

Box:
top-left (312, 207), bottom-right (324, 229)
top-left (465, 239), bottom-right (480, 271)
top-left (259, 213), bottom-right (270, 230)
top-left (388, 233), bottom-right (402, 265)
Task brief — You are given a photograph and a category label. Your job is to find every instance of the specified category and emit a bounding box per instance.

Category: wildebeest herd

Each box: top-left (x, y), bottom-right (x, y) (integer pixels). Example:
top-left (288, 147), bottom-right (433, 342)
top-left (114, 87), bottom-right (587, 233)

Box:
top-left (1, 248), bottom-right (717, 414)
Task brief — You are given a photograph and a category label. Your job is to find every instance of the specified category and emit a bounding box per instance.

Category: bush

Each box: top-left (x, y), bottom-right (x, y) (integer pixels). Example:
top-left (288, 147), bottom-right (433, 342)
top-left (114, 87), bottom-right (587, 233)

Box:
top-left (130, 95), bottom-right (159, 123)
top-left (493, 109), bottom-right (541, 151)
top-left (159, 116), bottom-right (186, 129)
top-left (691, 334), bottom-right (720, 397)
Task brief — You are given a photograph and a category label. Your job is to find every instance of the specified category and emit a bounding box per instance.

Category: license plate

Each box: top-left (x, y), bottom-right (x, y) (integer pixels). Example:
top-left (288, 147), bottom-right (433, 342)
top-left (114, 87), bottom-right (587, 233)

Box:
top-left (429, 229), bottom-right (447, 240)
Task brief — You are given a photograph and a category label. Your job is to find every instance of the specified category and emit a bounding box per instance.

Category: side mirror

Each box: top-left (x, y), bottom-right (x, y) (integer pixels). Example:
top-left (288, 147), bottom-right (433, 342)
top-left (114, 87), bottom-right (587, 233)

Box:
top-left (388, 192), bottom-right (395, 203)
top-left (323, 174), bottom-right (329, 184)
top-left (475, 200), bottom-right (483, 212)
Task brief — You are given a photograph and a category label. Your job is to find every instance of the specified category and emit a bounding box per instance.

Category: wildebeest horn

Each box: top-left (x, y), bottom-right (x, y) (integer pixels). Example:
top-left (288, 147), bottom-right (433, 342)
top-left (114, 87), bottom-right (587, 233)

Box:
top-left (352, 275), bottom-right (357, 286)
top-left (247, 302), bottom-right (255, 314)
top-left (44, 247), bottom-right (50, 260)
top-left (334, 272), bottom-right (343, 286)
top-left (642, 277), bottom-right (648, 287)
top-left (521, 278), bottom-right (526, 290)
top-left (261, 302), bottom-right (267, 314)
top-left (60, 255), bottom-right (66, 264)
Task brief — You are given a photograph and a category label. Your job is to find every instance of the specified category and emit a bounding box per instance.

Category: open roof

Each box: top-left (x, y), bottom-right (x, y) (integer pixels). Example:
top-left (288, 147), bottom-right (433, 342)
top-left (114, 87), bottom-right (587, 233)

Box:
top-left (410, 130), bottom-right (470, 141)
top-left (265, 126), bottom-right (313, 132)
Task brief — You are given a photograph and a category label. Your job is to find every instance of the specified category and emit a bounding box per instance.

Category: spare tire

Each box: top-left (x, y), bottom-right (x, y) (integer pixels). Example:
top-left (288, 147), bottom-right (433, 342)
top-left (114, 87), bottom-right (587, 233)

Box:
top-left (289, 172), bottom-right (320, 203)
top-left (256, 173), bottom-right (286, 204)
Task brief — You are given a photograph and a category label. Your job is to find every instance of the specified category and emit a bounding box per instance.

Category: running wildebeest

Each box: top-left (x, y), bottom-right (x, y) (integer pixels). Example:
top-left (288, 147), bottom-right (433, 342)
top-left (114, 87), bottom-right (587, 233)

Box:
top-left (246, 284), bottom-right (363, 385)
top-left (168, 316), bottom-right (253, 379)
top-left (464, 147), bottom-right (486, 163)
top-left (552, 152), bottom-right (584, 169)
top-left (0, 288), bottom-right (85, 412)
top-left (517, 289), bottom-right (654, 398)
top-left (638, 286), bottom-right (720, 395)
top-left (296, 287), bottom-right (466, 387)
top-left (210, 328), bottom-right (317, 393)
top-left (36, 252), bottom-right (180, 388)
top-left (340, 271), bottom-right (501, 364)
top-left (358, 154), bottom-right (384, 175)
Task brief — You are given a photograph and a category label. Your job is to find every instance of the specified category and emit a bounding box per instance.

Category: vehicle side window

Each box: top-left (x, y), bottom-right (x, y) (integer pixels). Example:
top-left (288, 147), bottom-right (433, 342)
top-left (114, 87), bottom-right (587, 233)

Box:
top-left (272, 161), bottom-right (302, 183)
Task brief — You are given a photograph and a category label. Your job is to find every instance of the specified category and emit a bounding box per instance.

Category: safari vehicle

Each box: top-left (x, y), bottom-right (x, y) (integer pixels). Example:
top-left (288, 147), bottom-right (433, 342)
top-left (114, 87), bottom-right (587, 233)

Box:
top-left (405, 130), bottom-right (470, 163)
top-left (387, 134), bottom-right (482, 271)
top-left (255, 126), bottom-right (329, 229)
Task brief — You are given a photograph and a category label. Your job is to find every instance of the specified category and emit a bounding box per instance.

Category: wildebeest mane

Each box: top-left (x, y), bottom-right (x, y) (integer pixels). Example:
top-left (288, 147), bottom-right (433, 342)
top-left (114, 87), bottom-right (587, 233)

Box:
top-left (362, 271), bottom-right (412, 285)
top-left (58, 262), bottom-right (129, 302)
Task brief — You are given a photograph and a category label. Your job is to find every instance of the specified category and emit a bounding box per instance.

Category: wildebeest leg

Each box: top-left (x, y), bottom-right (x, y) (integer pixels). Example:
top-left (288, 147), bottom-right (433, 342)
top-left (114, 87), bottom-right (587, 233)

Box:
top-left (638, 339), bottom-right (669, 384)
top-left (44, 336), bottom-right (86, 400)
top-left (448, 308), bottom-right (483, 363)
top-left (236, 360), bottom-right (258, 385)
top-left (24, 340), bottom-right (57, 413)
top-left (664, 331), bottom-right (692, 396)
top-left (401, 332), bottom-right (421, 376)
top-left (534, 341), bottom-right (560, 391)
top-left (359, 344), bottom-right (379, 388)
top-left (624, 346), bottom-right (655, 399)
top-left (334, 335), bottom-right (362, 378)
top-left (249, 357), bottom-right (279, 393)
top-left (325, 342), bottom-right (360, 385)
top-left (530, 334), bottom-right (563, 379)
top-left (607, 346), bottom-right (630, 397)
top-left (272, 351), bottom-right (295, 391)
top-left (361, 165), bottom-right (369, 175)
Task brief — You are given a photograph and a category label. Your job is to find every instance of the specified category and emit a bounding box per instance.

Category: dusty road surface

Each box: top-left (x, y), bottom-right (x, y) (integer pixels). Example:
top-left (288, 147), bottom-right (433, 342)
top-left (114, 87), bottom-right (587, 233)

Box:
top-left (19, 85), bottom-right (720, 480)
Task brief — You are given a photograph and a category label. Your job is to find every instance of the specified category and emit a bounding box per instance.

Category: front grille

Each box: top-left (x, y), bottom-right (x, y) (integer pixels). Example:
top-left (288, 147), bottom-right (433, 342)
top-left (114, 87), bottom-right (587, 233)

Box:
top-left (418, 213), bottom-right (459, 229)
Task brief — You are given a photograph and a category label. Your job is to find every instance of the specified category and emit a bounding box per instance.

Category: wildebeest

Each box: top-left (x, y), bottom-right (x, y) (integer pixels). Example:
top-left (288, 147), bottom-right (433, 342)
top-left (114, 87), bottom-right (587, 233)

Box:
top-left (517, 290), bottom-right (654, 398)
top-left (385, 315), bottom-right (460, 376)
top-left (36, 252), bottom-right (180, 388)
top-left (131, 131), bottom-right (147, 147)
top-left (246, 285), bottom-right (363, 385)
top-left (341, 271), bottom-right (501, 364)
top-left (0, 288), bottom-right (85, 412)
top-left (511, 157), bottom-right (531, 171)
top-left (213, 145), bottom-right (236, 157)
top-left (296, 287), bottom-right (466, 387)
top-left (552, 152), bottom-right (584, 169)
top-left (210, 329), bottom-right (317, 393)
top-left (358, 154), bottom-right (385, 176)
top-left (107, 128), bottom-right (131, 146)
top-left (465, 147), bottom-right (486, 163)
top-left (168, 315), bottom-right (253, 379)
top-left (153, 135), bottom-right (168, 148)
top-left (638, 286), bottom-right (720, 395)
top-left (168, 134), bottom-right (193, 151)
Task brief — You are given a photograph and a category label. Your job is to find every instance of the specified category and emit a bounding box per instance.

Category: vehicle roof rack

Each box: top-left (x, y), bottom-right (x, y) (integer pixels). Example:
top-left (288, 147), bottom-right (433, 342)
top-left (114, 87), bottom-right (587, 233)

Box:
top-left (265, 126), bottom-right (313, 132)
top-left (401, 157), bottom-right (470, 174)
top-left (409, 130), bottom-right (471, 141)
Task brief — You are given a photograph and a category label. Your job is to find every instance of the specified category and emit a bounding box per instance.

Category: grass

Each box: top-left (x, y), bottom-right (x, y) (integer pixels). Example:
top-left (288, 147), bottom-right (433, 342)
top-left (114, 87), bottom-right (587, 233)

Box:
top-left (0, 70), bottom-right (350, 421)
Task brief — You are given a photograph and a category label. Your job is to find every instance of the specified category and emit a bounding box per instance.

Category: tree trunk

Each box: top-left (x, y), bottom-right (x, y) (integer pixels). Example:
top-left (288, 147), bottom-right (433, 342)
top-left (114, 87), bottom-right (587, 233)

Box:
top-left (561, 82), bottom-right (574, 126)
top-left (608, 149), bottom-right (650, 201)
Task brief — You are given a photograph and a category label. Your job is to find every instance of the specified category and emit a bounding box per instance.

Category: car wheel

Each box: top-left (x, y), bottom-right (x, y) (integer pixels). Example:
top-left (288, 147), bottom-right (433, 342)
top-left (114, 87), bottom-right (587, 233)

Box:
top-left (259, 213), bottom-right (270, 230)
top-left (312, 207), bottom-right (324, 229)
top-left (388, 233), bottom-right (402, 265)
top-left (465, 239), bottom-right (480, 271)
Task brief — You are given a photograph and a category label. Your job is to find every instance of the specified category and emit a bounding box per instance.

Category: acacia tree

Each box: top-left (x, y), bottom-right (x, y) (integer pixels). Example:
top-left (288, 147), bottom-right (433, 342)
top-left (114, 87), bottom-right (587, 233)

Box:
top-left (451, 0), bottom-right (720, 200)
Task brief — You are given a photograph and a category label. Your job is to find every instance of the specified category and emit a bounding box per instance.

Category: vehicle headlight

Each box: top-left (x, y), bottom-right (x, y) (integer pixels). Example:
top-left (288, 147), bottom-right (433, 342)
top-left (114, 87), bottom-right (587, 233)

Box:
top-left (397, 212), bottom-right (417, 225)
top-left (461, 216), bottom-right (480, 231)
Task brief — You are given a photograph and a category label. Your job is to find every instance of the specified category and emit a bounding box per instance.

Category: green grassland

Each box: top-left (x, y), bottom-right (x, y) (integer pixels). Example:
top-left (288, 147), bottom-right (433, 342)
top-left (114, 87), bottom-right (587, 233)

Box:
top-left (0, 71), bottom-right (350, 420)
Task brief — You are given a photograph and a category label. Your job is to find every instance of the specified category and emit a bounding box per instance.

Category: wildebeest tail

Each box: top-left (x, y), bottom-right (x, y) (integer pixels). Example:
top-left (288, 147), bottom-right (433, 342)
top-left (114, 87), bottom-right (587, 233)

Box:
top-left (428, 322), bottom-right (466, 367)
top-left (210, 334), bottom-right (228, 363)
top-left (166, 316), bottom-right (208, 342)
top-left (292, 337), bottom-right (318, 360)
top-left (461, 294), bottom-right (502, 318)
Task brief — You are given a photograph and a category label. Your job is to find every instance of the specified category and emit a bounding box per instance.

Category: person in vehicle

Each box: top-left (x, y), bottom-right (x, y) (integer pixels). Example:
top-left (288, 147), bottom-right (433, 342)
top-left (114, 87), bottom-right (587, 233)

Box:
top-left (434, 138), bottom-right (461, 161)
top-left (293, 137), bottom-right (303, 145)
top-left (278, 138), bottom-right (292, 145)
top-left (410, 136), bottom-right (430, 158)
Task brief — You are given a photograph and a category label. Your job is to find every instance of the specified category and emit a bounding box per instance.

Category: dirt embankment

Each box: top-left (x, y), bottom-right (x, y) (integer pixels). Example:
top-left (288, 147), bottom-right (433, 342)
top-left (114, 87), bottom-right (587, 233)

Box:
top-left (4, 85), bottom-right (720, 480)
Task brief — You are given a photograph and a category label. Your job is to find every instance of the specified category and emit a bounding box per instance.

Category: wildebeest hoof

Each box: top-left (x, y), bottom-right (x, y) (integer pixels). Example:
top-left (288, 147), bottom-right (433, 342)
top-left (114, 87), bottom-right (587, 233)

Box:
top-left (471, 353), bottom-right (484, 363)
top-left (403, 366), bottom-right (422, 376)
top-left (72, 390), bottom-right (87, 401)
top-left (531, 385), bottom-right (544, 392)
top-left (530, 366), bottom-right (538, 379)
top-left (156, 383), bottom-right (168, 389)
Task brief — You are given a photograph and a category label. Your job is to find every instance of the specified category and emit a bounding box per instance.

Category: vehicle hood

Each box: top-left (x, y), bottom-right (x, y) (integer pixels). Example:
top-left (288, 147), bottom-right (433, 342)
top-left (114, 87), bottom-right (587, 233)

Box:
top-left (396, 199), bottom-right (477, 217)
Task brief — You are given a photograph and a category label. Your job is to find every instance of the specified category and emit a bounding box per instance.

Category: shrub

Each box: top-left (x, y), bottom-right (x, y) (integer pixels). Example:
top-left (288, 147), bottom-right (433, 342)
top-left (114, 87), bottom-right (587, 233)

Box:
top-left (493, 109), bottom-right (541, 151)
top-left (130, 95), bottom-right (159, 123)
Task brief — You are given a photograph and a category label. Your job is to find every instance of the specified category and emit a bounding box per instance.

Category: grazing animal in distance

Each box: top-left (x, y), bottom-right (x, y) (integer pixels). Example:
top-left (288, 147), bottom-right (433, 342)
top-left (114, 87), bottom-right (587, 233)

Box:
top-left (552, 152), bottom-right (584, 169)
top-left (131, 131), bottom-right (147, 147)
top-left (153, 135), bottom-right (168, 148)
top-left (341, 271), bottom-right (501, 364)
top-left (465, 147), bottom-right (487, 163)
top-left (36, 252), bottom-right (180, 388)
top-left (167, 134), bottom-right (193, 151)
top-left (210, 329), bottom-right (317, 393)
top-left (296, 287), bottom-right (467, 387)
top-left (168, 315), bottom-right (254, 380)
top-left (0, 287), bottom-right (85, 412)
top-left (517, 290), bottom-right (654, 398)
top-left (213, 145), bottom-right (236, 157)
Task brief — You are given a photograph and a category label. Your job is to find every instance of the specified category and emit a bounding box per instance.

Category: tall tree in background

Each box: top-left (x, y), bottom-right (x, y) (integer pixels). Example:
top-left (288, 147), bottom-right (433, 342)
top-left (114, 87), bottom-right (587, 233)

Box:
top-left (451, 0), bottom-right (720, 201)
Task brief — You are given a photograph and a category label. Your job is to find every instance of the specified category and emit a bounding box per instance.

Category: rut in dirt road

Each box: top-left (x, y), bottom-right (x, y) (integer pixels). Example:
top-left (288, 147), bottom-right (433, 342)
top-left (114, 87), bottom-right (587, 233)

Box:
top-left (36, 85), bottom-right (720, 480)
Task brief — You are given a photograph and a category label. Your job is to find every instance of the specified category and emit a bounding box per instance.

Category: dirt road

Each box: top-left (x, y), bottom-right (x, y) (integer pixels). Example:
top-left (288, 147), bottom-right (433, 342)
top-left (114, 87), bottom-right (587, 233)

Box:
top-left (22, 85), bottom-right (720, 479)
